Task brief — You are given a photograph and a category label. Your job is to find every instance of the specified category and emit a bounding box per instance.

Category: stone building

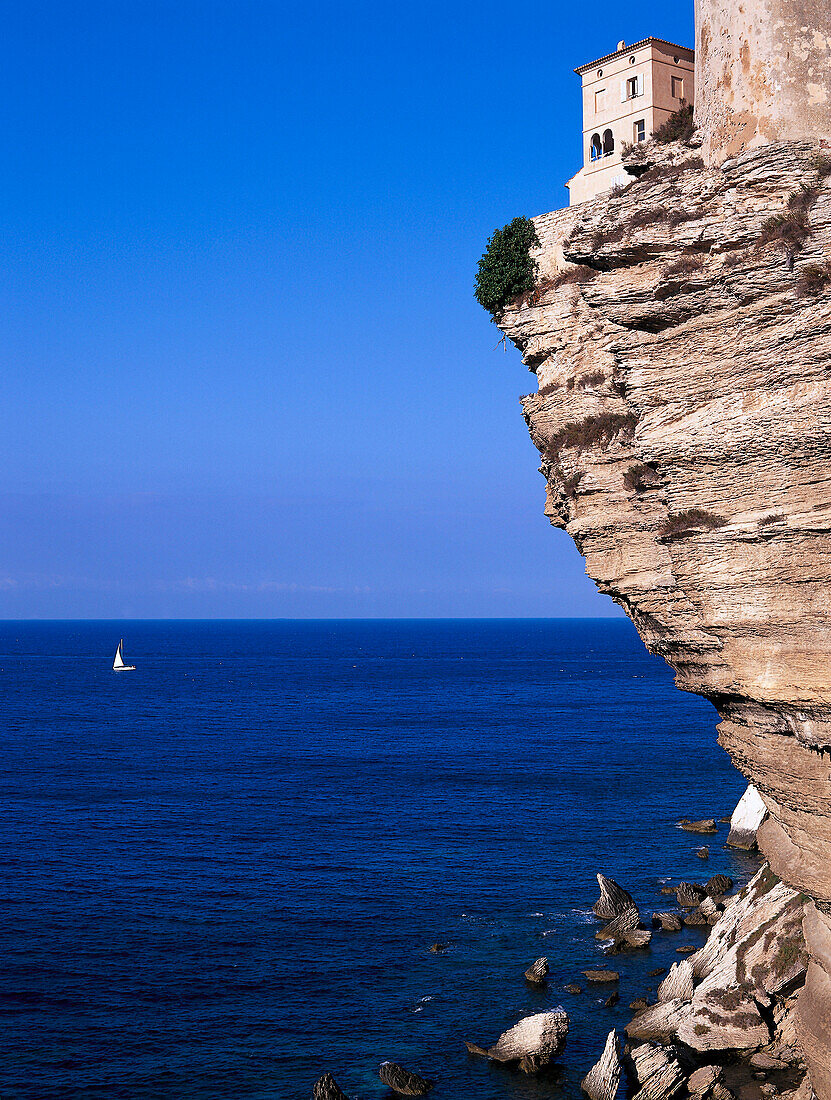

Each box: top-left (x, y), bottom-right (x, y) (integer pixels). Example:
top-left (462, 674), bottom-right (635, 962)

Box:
top-left (566, 38), bottom-right (695, 205)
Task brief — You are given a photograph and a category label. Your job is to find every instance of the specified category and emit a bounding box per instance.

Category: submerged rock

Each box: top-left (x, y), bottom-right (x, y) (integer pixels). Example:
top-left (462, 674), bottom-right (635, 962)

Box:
top-left (378, 1062), bottom-right (433, 1096)
top-left (679, 819), bottom-right (718, 834)
top-left (582, 1029), bottom-right (621, 1100)
top-left (312, 1073), bottom-right (349, 1100)
top-left (467, 1010), bottom-right (569, 1074)
top-left (565, 982), bottom-right (583, 994)
top-left (525, 957), bottom-right (549, 984)
top-left (593, 873), bottom-right (636, 920)
top-left (726, 784), bottom-right (767, 850)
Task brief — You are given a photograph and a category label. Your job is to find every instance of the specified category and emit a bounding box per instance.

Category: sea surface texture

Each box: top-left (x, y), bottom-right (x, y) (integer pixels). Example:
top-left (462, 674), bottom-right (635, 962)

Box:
top-left (0, 619), bottom-right (759, 1099)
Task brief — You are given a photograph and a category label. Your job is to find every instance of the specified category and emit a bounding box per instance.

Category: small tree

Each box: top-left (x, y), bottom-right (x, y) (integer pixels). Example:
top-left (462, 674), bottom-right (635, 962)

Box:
top-left (653, 101), bottom-right (695, 144)
top-left (474, 216), bottom-right (540, 318)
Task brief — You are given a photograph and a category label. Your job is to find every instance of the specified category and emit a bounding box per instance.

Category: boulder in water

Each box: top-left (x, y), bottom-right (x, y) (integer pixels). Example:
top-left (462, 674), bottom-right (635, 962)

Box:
top-left (679, 819), bottom-right (718, 834)
top-left (596, 906), bottom-right (640, 940)
top-left (378, 1061), bottom-right (434, 1095)
top-left (676, 882), bottom-right (706, 908)
top-left (653, 912), bottom-right (682, 932)
top-left (581, 1029), bottom-right (621, 1100)
top-left (467, 1010), bottom-right (569, 1074)
top-left (583, 969), bottom-right (620, 983)
top-left (696, 847), bottom-right (709, 859)
top-left (593, 873), bottom-right (636, 920)
top-left (524, 957), bottom-right (549, 984)
top-left (312, 1073), bottom-right (349, 1100)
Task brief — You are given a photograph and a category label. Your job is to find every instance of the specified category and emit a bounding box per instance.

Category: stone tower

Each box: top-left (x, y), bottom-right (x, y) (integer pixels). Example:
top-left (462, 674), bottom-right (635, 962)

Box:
top-left (695, 0), bottom-right (831, 164)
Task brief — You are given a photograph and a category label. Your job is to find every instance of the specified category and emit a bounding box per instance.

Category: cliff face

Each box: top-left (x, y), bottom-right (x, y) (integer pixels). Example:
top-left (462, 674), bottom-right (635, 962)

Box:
top-left (496, 138), bottom-right (831, 1096)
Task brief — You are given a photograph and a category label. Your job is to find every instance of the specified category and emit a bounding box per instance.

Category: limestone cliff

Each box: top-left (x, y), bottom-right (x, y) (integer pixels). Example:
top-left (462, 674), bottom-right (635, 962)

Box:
top-left (496, 137), bottom-right (831, 1096)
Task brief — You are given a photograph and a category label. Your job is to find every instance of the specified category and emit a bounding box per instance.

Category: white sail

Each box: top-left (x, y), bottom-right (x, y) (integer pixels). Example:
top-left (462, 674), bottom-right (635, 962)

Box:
top-left (113, 639), bottom-right (136, 671)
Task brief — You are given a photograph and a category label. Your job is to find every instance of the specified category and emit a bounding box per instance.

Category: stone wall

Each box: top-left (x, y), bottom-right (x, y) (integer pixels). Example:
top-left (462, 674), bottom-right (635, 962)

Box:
top-left (695, 0), bottom-right (831, 164)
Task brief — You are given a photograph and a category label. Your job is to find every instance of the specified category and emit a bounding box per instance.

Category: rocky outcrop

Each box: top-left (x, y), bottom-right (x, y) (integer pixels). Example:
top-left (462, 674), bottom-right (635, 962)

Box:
top-left (312, 1073), bottom-right (349, 1100)
top-left (525, 956), bottom-right (549, 984)
top-left (593, 873), bottom-right (636, 919)
top-left (627, 1042), bottom-right (686, 1100)
top-left (629, 864), bottom-right (809, 1077)
top-left (582, 1029), bottom-right (621, 1100)
top-left (727, 783), bottom-right (768, 849)
top-left (466, 1010), bottom-right (569, 1074)
top-left (496, 135), bottom-right (831, 1093)
top-left (378, 1062), bottom-right (433, 1096)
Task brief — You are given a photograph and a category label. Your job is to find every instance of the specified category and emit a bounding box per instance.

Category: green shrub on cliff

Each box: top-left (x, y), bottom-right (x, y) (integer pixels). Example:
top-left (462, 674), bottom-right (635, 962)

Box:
top-left (474, 216), bottom-right (540, 318)
top-left (653, 101), bottom-right (695, 144)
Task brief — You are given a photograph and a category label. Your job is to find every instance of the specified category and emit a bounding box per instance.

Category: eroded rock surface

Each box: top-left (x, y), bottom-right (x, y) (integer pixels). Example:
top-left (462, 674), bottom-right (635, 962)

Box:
top-left (582, 1029), bottom-right (621, 1100)
top-left (466, 1010), bottom-right (569, 1074)
top-left (496, 136), bottom-right (831, 1093)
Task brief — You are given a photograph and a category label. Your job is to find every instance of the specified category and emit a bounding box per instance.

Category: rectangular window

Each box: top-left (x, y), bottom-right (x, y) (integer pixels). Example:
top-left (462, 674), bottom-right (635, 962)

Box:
top-left (634, 119), bottom-right (646, 143)
top-left (595, 89), bottom-right (606, 112)
top-left (627, 76), bottom-right (639, 99)
top-left (672, 75), bottom-right (684, 98)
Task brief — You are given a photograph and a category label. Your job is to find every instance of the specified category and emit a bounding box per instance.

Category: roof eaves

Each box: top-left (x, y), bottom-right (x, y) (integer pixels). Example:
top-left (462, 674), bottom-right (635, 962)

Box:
top-left (574, 37), bottom-right (694, 76)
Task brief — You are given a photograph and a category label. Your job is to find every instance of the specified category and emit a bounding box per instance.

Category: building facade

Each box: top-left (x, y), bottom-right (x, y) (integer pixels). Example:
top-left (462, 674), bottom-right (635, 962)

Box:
top-left (566, 38), bottom-right (695, 206)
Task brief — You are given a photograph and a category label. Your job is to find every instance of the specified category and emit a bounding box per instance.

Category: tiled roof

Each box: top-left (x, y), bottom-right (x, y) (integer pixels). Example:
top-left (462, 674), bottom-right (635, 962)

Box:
top-left (575, 37), bottom-right (694, 75)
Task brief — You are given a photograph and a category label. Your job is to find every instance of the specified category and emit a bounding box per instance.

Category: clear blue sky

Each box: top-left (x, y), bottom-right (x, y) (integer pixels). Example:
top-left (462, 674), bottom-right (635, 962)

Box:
top-left (1, 0), bottom-right (693, 618)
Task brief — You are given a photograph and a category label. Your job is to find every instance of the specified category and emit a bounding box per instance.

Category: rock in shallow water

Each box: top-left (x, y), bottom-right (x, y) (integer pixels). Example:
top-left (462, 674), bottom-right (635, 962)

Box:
top-left (676, 882), bottom-right (706, 908)
top-left (705, 874), bottom-right (733, 896)
top-left (679, 819), bottom-right (718, 834)
top-left (312, 1073), bottom-right (349, 1100)
top-left (581, 1029), bottom-right (621, 1100)
top-left (593, 873), bottom-right (636, 920)
top-left (466, 1010), bottom-right (569, 1074)
top-left (524, 956), bottom-right (549, 984)
top-left (653, 912), bottom-right (683, 932)
top-left (378, 1061), bottom-right (433, 1095)
top-left (583, 969), bottom-right (620, 982)
top-left (596, 905), bottom-right (640, 940)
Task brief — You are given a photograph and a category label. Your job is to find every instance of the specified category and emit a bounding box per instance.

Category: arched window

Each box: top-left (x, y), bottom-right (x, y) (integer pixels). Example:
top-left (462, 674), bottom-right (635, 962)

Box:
top-left (603, 129), bottom-right (615, 156)
top-left (590, 133), bottom-right (602, 162)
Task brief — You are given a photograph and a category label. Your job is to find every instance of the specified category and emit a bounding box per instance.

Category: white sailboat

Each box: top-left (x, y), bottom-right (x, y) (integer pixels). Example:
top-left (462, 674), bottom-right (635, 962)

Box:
top-left (113, 639), bottom-right (136, 672)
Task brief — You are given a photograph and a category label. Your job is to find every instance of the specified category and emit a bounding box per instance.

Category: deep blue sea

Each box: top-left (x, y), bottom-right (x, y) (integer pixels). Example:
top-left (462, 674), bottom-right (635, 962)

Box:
top-left (0, 619), bottom-right (760, 1100)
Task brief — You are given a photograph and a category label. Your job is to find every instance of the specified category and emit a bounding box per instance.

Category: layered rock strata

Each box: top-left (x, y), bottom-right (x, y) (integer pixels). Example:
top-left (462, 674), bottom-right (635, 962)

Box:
top-left (624, 864), bottom-right (810, 1098)
top-left (496, 136), bottom-right (831, 1094)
